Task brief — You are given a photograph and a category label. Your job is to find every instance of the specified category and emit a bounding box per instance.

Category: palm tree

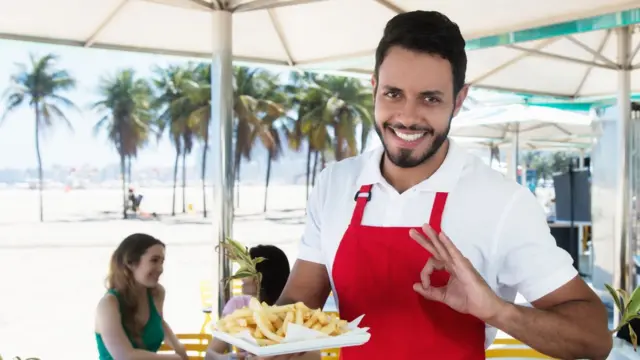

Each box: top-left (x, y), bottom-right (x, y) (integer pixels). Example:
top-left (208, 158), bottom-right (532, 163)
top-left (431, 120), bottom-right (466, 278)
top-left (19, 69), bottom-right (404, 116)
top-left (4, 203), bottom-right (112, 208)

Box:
top-left (177, 63), bottom-right (212, 217)
top-left (180, 128), bottom-right (196, 213)
top-left (284, 74), bottom-right (333, 200)
top-left (92, 69), bottom-right (153, 219)
top-left (233, 67), bottom-right (281, 208)
top-left (151, 64), bottom-right (194, 216)
top-left (311, 75), bottom-right (374, 161)
top-left (175, 65), bottom-right (286, 214)
top-left (1, 53), bottom-right (77, 222)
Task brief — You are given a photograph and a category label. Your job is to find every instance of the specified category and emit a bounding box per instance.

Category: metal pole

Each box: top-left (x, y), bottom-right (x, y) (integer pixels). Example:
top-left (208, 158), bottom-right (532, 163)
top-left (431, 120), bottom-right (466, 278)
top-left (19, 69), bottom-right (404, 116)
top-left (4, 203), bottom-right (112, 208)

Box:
top-left (514, 124), bottom-right (520, 182)
top-left (210, 10), bottom-right (234, 318)
top-left (613, 26), bottom-right (632, 327)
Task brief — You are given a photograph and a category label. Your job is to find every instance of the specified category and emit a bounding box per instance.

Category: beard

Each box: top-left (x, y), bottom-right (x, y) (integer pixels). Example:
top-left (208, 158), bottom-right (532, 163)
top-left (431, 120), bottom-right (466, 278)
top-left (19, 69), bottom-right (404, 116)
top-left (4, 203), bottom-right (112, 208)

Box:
top-left (374, 117), bottom-right (452, 169)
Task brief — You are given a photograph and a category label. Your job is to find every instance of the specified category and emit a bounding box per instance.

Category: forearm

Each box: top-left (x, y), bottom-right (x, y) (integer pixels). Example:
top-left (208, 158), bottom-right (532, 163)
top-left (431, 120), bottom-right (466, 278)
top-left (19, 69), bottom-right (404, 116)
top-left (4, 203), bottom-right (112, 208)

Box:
top-left (276, 286), bottom-right (331, 309)
top-left (162, 321), bottom-right (187, 356)
top-left (204, 348), bottom-right (232, 360)
top-left (488, 300), bottom-right (612, 360)
top-left (125, 349), bottom-right (182, 360)
top-left (275, 294), bottom-right (326, 309)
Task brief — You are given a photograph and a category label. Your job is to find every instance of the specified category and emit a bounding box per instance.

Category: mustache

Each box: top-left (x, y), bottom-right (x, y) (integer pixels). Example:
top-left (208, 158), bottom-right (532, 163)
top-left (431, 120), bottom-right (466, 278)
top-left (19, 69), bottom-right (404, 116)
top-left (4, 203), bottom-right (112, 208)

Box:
top-left (383, 122), bottom-right (434, 134)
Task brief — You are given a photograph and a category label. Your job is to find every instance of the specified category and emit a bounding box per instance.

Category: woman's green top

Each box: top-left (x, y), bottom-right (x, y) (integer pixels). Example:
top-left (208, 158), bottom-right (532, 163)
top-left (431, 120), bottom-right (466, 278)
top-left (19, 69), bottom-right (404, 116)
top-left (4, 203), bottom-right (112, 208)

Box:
top-left (95, 288), bottom-right (165, 359)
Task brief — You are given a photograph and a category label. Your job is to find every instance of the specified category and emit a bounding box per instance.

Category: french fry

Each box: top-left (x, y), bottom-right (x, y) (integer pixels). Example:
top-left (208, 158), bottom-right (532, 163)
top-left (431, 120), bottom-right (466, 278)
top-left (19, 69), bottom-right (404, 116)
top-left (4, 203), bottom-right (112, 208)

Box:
top-left (214, 296), bottom-right (355, 346)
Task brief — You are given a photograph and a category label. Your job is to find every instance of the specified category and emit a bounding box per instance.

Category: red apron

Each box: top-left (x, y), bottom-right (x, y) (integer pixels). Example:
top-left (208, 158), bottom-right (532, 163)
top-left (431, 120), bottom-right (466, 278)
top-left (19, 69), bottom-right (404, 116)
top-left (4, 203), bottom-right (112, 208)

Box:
top-left (332, 184), bottom-right (486, 359)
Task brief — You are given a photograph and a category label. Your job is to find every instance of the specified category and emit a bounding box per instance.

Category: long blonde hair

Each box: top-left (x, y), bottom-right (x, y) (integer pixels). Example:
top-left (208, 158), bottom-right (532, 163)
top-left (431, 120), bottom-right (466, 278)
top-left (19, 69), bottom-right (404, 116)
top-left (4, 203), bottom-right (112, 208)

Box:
top-left (106, 233), bottom-right (164, 344)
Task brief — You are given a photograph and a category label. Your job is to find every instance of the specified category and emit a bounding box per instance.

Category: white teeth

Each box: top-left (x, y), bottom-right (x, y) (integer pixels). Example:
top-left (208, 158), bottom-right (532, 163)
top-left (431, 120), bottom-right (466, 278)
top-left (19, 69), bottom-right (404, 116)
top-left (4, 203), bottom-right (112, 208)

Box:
top-left (392, 129), bottom-right (425, 142)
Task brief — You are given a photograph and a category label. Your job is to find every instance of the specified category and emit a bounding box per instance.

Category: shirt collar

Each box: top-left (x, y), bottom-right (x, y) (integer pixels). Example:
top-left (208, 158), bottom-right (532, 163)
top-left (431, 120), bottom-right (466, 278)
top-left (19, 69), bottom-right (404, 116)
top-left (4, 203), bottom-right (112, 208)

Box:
top-left (356, 138), bottom-right (468, 193)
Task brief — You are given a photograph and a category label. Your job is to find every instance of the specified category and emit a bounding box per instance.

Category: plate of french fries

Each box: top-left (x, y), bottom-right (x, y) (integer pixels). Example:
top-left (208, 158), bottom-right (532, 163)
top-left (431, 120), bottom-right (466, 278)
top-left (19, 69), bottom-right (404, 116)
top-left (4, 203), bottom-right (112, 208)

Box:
top-left (212, 297), bottom-right (370, 356)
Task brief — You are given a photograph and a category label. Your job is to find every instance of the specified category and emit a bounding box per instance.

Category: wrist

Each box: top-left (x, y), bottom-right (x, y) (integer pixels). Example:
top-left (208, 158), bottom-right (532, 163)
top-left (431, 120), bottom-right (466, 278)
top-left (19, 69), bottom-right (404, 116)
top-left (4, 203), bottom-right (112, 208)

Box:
top-left (483, 298), bottom-right (514, 327)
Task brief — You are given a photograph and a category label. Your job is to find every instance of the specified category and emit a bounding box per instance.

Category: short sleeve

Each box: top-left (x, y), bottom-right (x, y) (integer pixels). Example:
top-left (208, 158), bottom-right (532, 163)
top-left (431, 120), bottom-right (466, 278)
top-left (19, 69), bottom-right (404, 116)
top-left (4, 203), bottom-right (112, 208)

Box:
top-left (496, 188), bottom-right (578, 302)
top-left (297, 167), bottom-right (330, 264)
top-left (222, 295), bottom-right (250, 316)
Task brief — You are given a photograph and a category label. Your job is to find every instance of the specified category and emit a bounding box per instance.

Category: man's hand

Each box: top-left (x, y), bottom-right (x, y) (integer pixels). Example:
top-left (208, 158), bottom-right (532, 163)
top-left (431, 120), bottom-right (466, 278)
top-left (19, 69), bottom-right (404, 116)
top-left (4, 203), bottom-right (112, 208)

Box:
top-left (409, 223), bottom-right (507, 322)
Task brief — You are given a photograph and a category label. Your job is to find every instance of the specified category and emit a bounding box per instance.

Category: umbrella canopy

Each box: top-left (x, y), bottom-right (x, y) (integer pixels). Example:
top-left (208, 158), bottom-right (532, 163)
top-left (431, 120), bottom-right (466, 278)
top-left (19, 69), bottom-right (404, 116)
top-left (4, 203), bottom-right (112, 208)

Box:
top-left (450, 104), bottom-right (594, 141)
top-left (453, 136), bottom-right (592, 151)
top-left (0, 0), bottom-right (639, 98)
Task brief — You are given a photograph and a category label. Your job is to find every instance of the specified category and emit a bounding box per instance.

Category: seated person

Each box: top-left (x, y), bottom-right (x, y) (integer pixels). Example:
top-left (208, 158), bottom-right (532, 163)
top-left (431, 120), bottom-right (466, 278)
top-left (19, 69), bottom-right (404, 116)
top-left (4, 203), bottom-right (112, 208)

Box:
top-left (95, 233), bottom-right (187, 360)
top-left (206, 245), bottom-right (319, 360)
top-left (128, 188), bottom-right (143, 212)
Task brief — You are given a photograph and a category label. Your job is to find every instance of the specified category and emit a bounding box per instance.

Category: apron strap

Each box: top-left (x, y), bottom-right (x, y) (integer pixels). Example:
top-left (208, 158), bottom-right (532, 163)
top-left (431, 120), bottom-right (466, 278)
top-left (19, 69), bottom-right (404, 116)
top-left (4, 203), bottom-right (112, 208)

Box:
top-left (350, 184), bottom-right (373, 225)
top-left (429, 192), bottom-right (449, 233)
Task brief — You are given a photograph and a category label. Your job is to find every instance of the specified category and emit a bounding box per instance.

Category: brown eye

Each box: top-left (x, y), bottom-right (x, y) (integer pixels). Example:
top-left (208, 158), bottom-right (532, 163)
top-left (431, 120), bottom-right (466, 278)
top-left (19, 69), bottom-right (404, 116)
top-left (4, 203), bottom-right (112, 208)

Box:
top-left (384, 91), bottom-right (400, 98)
top-left (424, 96), bottom-right (441, 104)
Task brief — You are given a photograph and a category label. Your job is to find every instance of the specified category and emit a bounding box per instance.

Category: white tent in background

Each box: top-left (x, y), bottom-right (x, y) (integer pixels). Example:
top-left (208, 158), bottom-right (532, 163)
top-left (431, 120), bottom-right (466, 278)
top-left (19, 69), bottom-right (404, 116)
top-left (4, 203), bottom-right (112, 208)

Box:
top-left (450, 104), bottom-right (594, 180)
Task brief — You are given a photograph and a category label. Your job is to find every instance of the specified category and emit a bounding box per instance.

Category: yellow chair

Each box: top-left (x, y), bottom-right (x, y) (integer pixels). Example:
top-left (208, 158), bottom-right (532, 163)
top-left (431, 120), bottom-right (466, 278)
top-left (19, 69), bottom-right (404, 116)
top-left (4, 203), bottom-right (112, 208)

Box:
top-left (199, 280), bottom-right (214, 334)
top-left (321, 348), bottom-right (340, 359)
top-left (159, 333), bottom-right (212, 360)
top-left (199, 279), bottom-right (244, 333)
top-left (492, 338), bottom-right (524, 345)
top-left (487, 338), bottom-right (555, 359)
top-left (486, 348), bottom-right (555, 358)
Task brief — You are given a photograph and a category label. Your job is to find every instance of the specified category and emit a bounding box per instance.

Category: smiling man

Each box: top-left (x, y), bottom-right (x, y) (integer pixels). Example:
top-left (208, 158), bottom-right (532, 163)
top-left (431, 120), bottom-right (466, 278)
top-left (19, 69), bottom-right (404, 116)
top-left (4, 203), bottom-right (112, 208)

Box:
top-left (267, 10), bottom-right (612, 360)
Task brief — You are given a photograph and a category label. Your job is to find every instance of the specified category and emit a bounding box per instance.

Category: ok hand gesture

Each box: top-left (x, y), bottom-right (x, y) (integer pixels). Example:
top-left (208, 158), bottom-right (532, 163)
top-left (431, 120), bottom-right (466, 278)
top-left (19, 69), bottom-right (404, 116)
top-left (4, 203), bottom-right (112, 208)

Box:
top-left (409, 224), bottom-right (506, 322)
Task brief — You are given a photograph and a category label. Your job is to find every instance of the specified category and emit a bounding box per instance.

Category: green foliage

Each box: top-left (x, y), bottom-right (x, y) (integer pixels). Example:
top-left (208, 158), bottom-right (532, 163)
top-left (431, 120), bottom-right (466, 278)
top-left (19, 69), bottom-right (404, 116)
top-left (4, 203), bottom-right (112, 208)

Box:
top-left (607, 284), bottom-right (640, 350)
top-left (217, 238), bottom-right (266, 299)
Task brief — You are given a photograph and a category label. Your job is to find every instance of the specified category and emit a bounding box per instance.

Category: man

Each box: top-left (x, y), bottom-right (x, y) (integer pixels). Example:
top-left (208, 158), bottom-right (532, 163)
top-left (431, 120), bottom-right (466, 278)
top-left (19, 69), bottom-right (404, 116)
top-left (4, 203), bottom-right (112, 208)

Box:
top-left (267, 10), bottom-right (611, 360)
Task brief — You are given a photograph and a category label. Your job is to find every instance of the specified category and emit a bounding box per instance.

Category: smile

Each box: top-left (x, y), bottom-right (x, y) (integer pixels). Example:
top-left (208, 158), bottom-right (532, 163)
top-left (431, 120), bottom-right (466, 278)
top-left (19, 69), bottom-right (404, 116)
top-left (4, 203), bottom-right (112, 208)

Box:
top-left (391, 128), bottom-right (427, 142)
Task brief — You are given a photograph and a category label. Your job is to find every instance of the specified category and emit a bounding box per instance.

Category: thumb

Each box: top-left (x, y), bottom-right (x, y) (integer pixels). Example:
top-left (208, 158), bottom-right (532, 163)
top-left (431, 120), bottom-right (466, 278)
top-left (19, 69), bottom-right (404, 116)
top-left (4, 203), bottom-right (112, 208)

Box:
top-left (413, 282), bottom-right (446, 302)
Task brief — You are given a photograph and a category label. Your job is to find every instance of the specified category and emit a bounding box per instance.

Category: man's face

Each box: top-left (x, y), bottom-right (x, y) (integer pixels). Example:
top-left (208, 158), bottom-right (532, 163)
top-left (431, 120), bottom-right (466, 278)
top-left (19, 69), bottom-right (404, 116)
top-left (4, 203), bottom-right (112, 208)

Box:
top-left (373, 46), bottom-right (468, 168)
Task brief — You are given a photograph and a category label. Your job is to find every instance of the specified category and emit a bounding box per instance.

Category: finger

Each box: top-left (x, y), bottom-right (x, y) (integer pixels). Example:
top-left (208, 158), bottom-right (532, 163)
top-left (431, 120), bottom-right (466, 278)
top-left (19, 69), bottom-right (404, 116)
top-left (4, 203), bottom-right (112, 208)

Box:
top-left (438, 232), bottom-right (464, 262)
top-left (409, 228), bottom-right (439, 259)
top-left (423, 224), bottom-right (453, 264)
top-left (413, 282), bottom-right (446, 303)
top-left (420, 257), bottom-right (445, 287)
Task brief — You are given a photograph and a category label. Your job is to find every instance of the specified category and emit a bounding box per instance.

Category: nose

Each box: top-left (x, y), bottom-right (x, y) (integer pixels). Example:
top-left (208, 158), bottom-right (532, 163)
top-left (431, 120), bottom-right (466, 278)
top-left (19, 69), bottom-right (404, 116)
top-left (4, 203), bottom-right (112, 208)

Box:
top-left (397, 99), bottom-right (422, 123)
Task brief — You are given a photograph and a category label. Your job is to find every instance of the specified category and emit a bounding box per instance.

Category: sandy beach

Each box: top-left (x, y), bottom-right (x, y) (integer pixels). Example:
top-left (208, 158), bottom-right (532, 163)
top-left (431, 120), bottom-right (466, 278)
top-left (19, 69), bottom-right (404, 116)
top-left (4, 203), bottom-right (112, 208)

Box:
top-left (0, 185), bottom-right (308, 359)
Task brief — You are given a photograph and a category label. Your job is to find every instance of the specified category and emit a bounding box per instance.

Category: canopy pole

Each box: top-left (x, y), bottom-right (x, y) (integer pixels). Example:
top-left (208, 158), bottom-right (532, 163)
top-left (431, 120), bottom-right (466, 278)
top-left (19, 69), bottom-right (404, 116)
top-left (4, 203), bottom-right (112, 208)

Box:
top-left (613, 25), bottom-right (633, 321)
top-left (210, 9), bottom-right (234, 319)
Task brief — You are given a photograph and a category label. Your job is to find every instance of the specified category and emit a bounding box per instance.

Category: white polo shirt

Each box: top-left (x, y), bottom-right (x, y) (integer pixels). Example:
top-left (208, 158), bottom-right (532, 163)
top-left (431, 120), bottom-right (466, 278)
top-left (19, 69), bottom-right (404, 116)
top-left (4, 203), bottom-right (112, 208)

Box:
top-left (298, 138), bottom-right (578, 347)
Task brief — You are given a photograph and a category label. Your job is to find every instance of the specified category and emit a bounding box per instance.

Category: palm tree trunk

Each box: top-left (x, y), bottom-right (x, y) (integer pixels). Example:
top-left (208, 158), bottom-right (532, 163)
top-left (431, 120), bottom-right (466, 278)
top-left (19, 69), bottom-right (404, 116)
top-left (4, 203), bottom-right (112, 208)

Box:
top-left (335, 135), bottom-right (344, 161)
top-left (234, 149), bottom-right (242, 209)
top-left (201, 137), bottom-right (209, 218)
top-left (263, 151), bottom-right (273, 213)
top-left (235, 164), bottom-right (241, 208)
top-left (182, 151), bottom-right (187, 213)
top-left (34, 105), bottom-right (44, 222)
top-left (120, 152), bottom-right (127, 219)
top-left (127, 156), bottom-right (131, 187)
top-left (171, 148), bottom-right (180, 216)
top-left (311, 150), bottom-right (319, 187)
top-left (305, 144), bottom-right (312, 200)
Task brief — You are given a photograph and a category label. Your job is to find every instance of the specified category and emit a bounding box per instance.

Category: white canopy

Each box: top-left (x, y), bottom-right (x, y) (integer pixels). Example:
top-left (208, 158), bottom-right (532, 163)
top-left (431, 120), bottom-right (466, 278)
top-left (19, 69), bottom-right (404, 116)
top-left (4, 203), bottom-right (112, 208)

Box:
top-left (450, 104), bottom-right (594, 140)
top-left (0, 0), bottom-right (639, 98)
top-left (453, 136), bottom-right (592, 152)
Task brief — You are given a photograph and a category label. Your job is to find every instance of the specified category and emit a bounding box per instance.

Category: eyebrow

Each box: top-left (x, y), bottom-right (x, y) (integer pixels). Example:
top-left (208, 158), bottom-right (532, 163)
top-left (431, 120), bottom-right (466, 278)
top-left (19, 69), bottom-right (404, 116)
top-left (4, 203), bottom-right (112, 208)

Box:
top-left (381, 85), bottom-right (444, 97)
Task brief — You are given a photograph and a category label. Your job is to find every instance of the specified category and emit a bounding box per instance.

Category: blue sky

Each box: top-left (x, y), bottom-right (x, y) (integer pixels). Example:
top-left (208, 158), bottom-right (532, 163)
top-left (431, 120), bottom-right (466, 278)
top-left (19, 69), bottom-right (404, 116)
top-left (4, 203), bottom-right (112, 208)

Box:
top-left (0, 39), bottom-right (297, 170)
top-left (0, 39), bottom-right (187, 169)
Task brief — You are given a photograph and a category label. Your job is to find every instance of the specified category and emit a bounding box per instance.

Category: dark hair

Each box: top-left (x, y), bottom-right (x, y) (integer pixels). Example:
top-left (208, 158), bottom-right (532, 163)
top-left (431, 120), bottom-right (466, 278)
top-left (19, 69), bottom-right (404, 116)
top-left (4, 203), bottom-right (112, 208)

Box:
top-left (374, 10), bottom-right (467, 95)
top-left (106, 233), bottom-right (164, 345)
top-left (249, 245), bottom-right (290, 306)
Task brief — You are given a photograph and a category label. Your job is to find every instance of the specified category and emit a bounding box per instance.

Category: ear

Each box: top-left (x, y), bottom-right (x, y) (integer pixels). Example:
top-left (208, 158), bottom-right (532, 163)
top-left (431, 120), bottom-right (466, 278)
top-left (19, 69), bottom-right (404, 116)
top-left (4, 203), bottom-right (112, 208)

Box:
top-left (452, 84), bottom-right (470, 118)
top-left (371, 75), bottom-right (377, 101)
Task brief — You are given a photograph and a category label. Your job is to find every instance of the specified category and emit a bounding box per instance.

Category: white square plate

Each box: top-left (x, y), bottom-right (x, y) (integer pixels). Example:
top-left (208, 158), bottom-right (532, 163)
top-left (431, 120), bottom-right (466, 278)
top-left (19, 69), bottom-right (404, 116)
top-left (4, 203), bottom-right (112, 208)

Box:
top-left (211, 330), bottom-right (371, 357)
